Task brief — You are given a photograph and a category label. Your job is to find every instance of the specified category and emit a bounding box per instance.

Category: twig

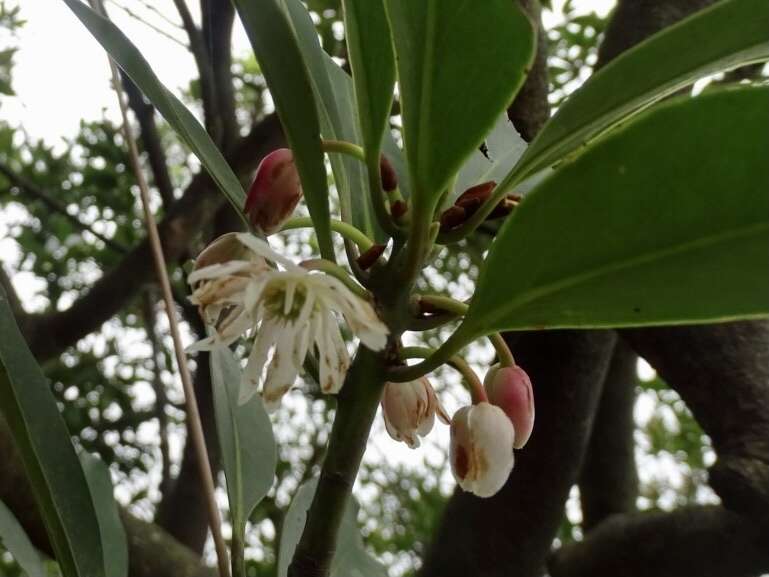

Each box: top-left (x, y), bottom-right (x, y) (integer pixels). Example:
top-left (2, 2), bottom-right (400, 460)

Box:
top-left (0, 161), bottom-right (129, 253)
top-left (88, 1), bottom-right (230, 575)
top-left (107, 0), bottom-right (187, 48)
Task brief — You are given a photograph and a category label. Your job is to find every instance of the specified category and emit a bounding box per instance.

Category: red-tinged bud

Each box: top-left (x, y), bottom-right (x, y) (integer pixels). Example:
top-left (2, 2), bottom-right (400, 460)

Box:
top-left (455, 181), bottom-right (496, 216)
top-left (382, 378), bottom-right (449, 449)
top-left (487, 194), bottom-right (521, 220)
top-left (390, 199), bottom-right (408, 220)
top-left (484, 364), bottom-right (534, 449)
top-left (439, 205), bottom-right (466, 232)
top-left (356, 243), bottom-right (386, 271)
top-left (245, 148), bottom-right (302, 234)
top-left (380, 154), bottom-right (398, 192)
top-left (449, 402), bottom-right (515, 497)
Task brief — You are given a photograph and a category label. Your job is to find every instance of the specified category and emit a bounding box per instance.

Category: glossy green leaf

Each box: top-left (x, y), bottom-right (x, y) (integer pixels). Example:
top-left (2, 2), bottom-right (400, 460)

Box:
top-left (502, 0), bottom-right (769, 192)
top-left (80, 454), bottom-right (128, 577)
top-left (210, 347), bottom-right (276, 535)
top-left (278, 479), bottom-right (387, 577)
top-left (384, 0), bottom-right (534, 207)
top-left (0, 500), bottom-right (44, 577)
top-left (234, 0), bottom-right (335, 260)
top-left (462, 87), bottom-right (769, 339)
top-left (61, 0), bottom-right (247, 218)
top-left (342, 0), bottom-right (395, 161)
top-left (0, 287), bottom-right (104, 577)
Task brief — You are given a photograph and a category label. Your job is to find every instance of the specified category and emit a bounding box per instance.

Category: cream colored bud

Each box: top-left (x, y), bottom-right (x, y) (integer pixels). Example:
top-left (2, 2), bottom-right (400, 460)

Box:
top-left (382, 378), bottom-right (449, 449)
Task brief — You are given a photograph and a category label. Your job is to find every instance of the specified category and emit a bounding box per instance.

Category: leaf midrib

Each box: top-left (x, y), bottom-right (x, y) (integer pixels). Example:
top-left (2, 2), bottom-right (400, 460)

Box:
top-left (469, 219), bottom-right (769, 332)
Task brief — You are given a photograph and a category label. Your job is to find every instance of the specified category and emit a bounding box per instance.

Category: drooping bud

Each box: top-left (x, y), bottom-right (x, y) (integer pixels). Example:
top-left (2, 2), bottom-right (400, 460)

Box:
top-left (379, 154), bottom-right (398, 192)
top-left (356, 243), bottom-right (386, 271)
top-left (484, 364), bottom-right (534, 449)
top-left (382, 378), bottom-right (449, 449)
top-left (449, 402), bottom-right (515, 498)
top-left (245, 148), bottom-right (302, 234)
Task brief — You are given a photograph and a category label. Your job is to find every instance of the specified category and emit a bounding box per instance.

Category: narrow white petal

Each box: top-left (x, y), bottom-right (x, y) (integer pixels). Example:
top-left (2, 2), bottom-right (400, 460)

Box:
top-left (236, 233), bottom-right (304, 272)
top-left (283, 278), bottom-right (296, 316)
top-left (188, 260), bottom-right (254, 285)
top-left (238, 324), bottom-right (275, 405)
top-left (262, 325), bottom-right (301, 410)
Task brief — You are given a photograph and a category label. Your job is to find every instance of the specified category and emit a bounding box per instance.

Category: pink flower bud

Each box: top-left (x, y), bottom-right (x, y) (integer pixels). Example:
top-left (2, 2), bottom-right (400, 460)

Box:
top-left (484, 364), bottom-right (534, 449)
top-left (382, 378), bottom-right (449, 449)
top-left (245, 148), bottom-right (302, 234)
top-left (449, 402), bottom-right (515, 498)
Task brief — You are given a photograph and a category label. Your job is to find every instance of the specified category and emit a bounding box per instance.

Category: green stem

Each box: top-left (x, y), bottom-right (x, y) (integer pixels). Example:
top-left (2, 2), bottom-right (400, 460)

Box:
top-left (282, 217), bottom-right (374, 251)
top-left (399, 198), bottom-right (435, 285)
top-left (287, 348), bottom-right (386, 577)
top-left (400, 346), bottom-right (487, 403)
top-left (231, 533), bottom-right (245, 577)
top-left (489, 332), bottom-right (516, 367)
top-left (387, 328), bottom-right (469, 382)
top-left (366, 153), bottom-right (405, 240)
top-left (300, 259), bottom-right (370, 299)
top-left (321, 139), bottom-right (366, 161)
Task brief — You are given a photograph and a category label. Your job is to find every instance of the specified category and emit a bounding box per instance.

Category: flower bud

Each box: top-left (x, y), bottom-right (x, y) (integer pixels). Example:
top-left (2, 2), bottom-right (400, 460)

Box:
top-left (455, 181), bottom-right (496, 216)
top-left (245, 148), bottom-right (302, 234)
top-left (193, 232), bottom-right (251, 272)
top-left (439, 205), bottom-right (466, 232)
top-left (484, 364), bottom-right (534, 449)
top-left (382, 378), bottom-right (449, 448)
top-left (449, 402), bottom-right (515, 498)
top-left (356, 243), bottom-right (386, 271)
top-left (379, 154), bottom-right (398, 192)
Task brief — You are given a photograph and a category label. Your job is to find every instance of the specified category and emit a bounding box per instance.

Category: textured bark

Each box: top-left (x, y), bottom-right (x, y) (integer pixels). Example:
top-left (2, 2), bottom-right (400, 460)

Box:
top-left (419, 331), bottom-right (616, 577)
top-left (622, 322), bottom-right (769, 522)
top-left (508, 0), bottom-right (550, 141)
top-left (549, 506), bottom-right (769, 577)
top-left (0, 419), bottom-right (215, 577)
top-left (578, 340), bottom-right (638, 531)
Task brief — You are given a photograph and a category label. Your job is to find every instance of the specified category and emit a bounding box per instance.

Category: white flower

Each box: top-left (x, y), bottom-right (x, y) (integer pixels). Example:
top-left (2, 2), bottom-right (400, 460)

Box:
top-left (381, 378), bottom-right (449, 448)
top-left (188, 233), bottom-right (389, 411)
top-left (449, 402), bottom-right (515, 498)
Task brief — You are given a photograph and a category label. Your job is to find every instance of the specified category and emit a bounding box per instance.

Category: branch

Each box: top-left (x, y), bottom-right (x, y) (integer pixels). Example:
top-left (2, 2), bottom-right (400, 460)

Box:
top-left (0, 418), bottom-right (215, 577)
top-left (622, 321), bottom-right (769, 523)
top-left (577, 339), bottom-right (638, 531)
top-left (22, 113), bottom-right (284, 362)
top-left (121, 73), bottom-right (176, 209)
top-left (419, 330), bottom-right (617, 577)
top-left (507, 0), bottom-right (550, 142)
top-left (0, 160), bottom-right (129, 253)
top-left (548, 506), bottom-right (769, 577)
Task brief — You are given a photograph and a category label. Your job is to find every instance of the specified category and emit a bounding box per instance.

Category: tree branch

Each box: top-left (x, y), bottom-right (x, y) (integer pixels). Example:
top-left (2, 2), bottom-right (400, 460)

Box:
top-left (21, 113), bottom-right (283, 362)
top-left (622, 321), bottom-right (769, 523)
top-left (578, 339), bottom-right (638, 531)
top-left (419, 330), bottom-right (617, 577)
top-left (548, 506), bottom-right (769, 577)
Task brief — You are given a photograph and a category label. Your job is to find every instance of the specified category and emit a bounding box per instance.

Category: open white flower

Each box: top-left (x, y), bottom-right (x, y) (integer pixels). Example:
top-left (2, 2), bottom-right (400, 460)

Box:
top-left (188, 233), bottom-right (389, 411)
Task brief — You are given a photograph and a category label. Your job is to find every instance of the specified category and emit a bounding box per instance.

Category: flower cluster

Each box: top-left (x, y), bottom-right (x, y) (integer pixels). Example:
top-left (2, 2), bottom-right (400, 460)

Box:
top-left (188, 232), bottom-right (389, 411)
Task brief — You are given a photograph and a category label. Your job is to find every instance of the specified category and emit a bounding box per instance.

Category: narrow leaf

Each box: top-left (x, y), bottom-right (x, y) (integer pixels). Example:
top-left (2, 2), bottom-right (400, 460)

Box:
top-left (384, 0), bottom-right (534, 207)
top-left (80, 454), bottom-right (128, 577)
top-left (234, 0), bottom-right (335, 260)
top-left (342, 0), bottom-right (395, 160)
top-left (463, 87), bottom-right (769, 338)
top-left (0, 500), bottom-right (44, 577)
top-left (0, 287), bottom-right (104, 577)
top-left (61, 0), bottom-right (247, 216)
top-left (503, 0), bottom-right (769, 190)
top-left (210, 347), bottom-right (276, 533)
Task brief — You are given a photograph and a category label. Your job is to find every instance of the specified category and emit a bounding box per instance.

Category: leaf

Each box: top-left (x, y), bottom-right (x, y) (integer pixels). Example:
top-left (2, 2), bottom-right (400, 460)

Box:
top-left (80, 454), bottom-right (128, 577)
top-left (342, 0), bottom-right (395, 161)
top-left (0, 500), bottom-right (44, 577)
top-left (233, 0), bottom-right (334, 260)
top-left (384, 0), bottom-right (534, 208)
top-left (61, 0), bottom-right (247, 218)
top-left (462, 87), bottom-right (769, 338)
top-left (277, 479), bottom-right (387, 577)
top-left (502, 0), bottom-right (769, 191)
top-left (0, 287), bottom-right (104, 577)
top-left (210, 347), bottom-right (276, 534)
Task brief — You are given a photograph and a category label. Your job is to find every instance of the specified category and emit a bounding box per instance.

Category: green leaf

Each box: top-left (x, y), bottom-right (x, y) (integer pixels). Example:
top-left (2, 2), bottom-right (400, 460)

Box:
top-left (503, 0), bottom-right (769, 190)
top-left (234, 0), bottom-right (335, 261)
top-left (463, 87), bottom-right (769, 338)
top-left (342, 0), bottom-right (395, 161)
top-left (210, 347), bottom-right (276, 534)
top-left (80, 454), bottom-right (128, 577)
top-left (277, 480), bottom-right (387, 577)
top-left (0, 287), bottom-right (104, 577)
top-left (384, 0), bottom-right (534, 207)
top-left (61, 0), bottom-right (248, 218)
top-left (0, 500), bottom-right (44, 577)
